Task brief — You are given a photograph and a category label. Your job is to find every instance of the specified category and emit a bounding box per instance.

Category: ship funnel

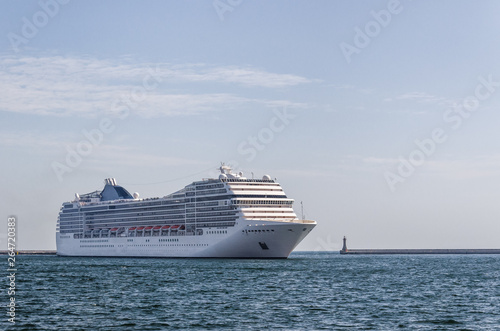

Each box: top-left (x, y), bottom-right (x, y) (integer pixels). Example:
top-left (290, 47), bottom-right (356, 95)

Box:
top-left (104, 178), bottom-right (117, 186)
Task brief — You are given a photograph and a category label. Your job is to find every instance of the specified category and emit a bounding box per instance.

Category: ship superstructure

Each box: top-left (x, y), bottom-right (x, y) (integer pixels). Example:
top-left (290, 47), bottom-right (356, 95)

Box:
top-left (56, 165), bottom-right (316, 258)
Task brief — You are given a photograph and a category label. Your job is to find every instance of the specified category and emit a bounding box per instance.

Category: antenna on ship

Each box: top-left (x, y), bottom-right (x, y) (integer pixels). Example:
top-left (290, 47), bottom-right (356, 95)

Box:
top-left (301, 201), bottom-right (305, 220)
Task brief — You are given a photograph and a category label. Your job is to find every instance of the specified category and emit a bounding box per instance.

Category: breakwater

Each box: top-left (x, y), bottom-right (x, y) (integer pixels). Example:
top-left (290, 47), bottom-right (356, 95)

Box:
top-left (340, 237), bottom-right (500, 255)
top-left (340, 248), bottom-right (500, 255)
top-left (0, 250), bottom-right (57, 255)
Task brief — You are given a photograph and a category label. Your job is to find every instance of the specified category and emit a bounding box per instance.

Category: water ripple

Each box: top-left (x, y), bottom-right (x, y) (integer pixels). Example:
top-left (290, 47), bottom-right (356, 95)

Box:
top-left (2, 253), bottom-right (500, 330)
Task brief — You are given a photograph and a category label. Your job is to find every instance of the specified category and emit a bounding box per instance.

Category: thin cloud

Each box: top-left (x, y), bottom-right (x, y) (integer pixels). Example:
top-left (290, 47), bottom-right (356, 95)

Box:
top-left (84, 145), bottom-right (206, 169)
top-left (0, 131), bottom-right (206, 170)
top-left (0, 131), bottom-right (69, 151)
top-left (0, 55), bottom-right (313, 118)
top-left (393, 92), bottom-right (448, 104)
top-left (425, 155), bottom-right (500, 180)
top-left (363, 154), bottom-right (500, 180)
top-left (177, 65), bottom-right (314, 88)
top-left (362, 156), bottom-right (400, 165)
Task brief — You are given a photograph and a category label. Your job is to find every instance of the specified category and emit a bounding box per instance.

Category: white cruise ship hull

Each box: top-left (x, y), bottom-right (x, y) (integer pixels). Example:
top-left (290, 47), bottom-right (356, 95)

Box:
top-left (57, 219), bottom-right (316, 259)
top-left (56, 168), bottom-right (317, 259)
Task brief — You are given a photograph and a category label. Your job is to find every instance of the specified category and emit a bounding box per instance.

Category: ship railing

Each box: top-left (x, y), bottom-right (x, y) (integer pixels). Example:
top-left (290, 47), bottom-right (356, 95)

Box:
top-left (294, 219), bottom-right (316, 224)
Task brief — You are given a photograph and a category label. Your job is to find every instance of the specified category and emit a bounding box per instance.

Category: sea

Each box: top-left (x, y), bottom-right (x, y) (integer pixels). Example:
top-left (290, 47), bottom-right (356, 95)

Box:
top-left (3, 252), bottom-right (500, 330)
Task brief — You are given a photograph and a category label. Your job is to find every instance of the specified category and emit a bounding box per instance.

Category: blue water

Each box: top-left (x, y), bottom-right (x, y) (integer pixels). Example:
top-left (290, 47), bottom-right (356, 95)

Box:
top-left (3, 252), bottom-right (500, 330)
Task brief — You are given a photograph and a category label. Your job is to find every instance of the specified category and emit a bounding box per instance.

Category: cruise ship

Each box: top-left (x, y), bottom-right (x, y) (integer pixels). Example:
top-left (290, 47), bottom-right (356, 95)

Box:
top-left (56, 165), bottom-right (316, 258)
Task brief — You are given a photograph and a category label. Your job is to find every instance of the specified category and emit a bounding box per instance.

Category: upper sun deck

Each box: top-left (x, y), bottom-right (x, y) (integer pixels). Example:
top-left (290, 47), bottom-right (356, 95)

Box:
top-left (216, 164), bottom-right (275, 183)
top-left (66, 165), bottom-right (283, 207)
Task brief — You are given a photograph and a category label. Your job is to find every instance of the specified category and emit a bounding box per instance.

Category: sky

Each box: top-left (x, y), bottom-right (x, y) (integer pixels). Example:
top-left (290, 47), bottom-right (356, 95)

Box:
top-left (1, 0), bottom-right (500, 251)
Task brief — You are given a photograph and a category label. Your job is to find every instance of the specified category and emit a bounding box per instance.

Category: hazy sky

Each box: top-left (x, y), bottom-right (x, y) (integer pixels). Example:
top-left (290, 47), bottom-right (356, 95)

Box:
top-left (1, 0), bottom-right (500, 250)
